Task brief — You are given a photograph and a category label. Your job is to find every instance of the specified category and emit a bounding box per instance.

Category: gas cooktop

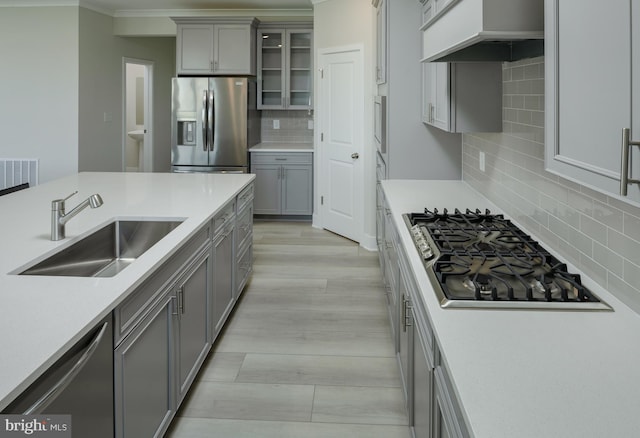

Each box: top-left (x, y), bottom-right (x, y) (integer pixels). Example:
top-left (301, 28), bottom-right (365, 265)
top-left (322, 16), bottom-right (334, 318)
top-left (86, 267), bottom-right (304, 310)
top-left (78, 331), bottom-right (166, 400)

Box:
top-left (404, 208), bottom-right (612, 310)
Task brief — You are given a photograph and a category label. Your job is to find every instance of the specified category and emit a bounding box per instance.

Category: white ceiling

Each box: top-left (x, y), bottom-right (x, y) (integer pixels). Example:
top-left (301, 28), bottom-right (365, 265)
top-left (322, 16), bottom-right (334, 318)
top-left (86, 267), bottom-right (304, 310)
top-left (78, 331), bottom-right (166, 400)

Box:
top-left (0, 0), bottom-right (315, 16)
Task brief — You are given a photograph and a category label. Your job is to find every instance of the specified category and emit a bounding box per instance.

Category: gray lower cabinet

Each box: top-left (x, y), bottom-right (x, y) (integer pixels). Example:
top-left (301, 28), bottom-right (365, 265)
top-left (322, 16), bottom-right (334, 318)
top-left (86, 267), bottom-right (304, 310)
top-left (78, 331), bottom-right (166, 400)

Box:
top-left (236, 184), bottom-right (254, 298)
top-left (398, 273), bottom-right (411, 407)
top-left (412, 312), bottom-right (433, 438)
top-left (251, 152), bottom-right (313, 216)
top-left (114, 291), bottom-right (175, 438)
top-left (114, 245), bottom-right (211, 438)
top-left (113, 184), bottom-right (255, 438)
top-left (383, 199), bottom-right (399, 346)
top-left (212, 217), bottom-right (235, 339)
top-left (382, 205), bottom-right (470, 438)
top-left (433, 359), bottom-right (469, 438)
top-left (176, 251), bottom-right (212, 403)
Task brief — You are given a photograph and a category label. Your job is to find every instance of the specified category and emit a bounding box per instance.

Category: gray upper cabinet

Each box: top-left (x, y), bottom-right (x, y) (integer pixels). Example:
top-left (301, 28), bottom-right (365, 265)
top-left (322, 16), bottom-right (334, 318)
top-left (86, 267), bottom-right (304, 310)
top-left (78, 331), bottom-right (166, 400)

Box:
top-left (422, 62), bottom-right (502, 132)
top-left (374, 0), bottom-right (387, 84)
top-left (545, 0), bottom-right (640, 204)
top-left (419, 0), bottom-right (501, 133)
top-left (257, 24), bottom-right (313, 110)
top-left (175, 18), bottom-right (258, 76)
top-left (421, 60), bottom-right (502, 133)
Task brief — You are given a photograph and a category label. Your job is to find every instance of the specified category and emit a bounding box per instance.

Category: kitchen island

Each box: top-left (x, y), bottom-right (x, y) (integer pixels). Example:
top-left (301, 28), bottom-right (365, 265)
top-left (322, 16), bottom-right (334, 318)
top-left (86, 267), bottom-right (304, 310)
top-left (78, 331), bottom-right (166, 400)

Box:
top-left (382, 180), bottom-right (640, 438)
top-left (0, 172), bottom-right (254, 411)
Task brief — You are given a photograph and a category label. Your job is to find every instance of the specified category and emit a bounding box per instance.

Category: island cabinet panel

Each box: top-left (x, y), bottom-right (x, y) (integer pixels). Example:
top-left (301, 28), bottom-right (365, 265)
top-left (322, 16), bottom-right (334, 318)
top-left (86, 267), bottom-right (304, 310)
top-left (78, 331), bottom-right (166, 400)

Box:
top-left (113, 225), bottom-right (210, 345)
top-left (114, 292), bottom-right (175, 438)
top-left (114, 182), bottom-right (255, 438)
top-left (176, 250), bottom-right (212, 404)
top-left (211, 212), bottom-right (235, 339)
top-left (235, 183), bottom-right (254, 298)
top-left (113, 222), bottom-right (213, 438)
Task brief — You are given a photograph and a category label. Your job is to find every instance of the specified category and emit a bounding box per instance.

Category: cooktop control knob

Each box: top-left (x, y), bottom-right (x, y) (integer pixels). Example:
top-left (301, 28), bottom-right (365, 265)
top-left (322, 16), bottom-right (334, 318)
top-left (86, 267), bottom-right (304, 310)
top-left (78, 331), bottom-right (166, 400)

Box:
top-left (410, 225), bottom-right (434, 261)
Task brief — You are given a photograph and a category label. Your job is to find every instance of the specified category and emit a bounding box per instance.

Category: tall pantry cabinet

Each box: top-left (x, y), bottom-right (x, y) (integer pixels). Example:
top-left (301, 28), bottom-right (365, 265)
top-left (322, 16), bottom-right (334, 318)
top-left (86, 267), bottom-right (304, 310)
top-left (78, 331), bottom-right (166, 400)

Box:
top-left (374, 0), bottom-right (461, 181)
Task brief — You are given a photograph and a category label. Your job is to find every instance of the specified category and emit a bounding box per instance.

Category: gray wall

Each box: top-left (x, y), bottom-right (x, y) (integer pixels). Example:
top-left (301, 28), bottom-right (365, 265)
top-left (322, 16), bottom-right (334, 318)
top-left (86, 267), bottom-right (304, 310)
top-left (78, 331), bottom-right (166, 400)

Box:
top-left (0, 6), bottom-right (175, 185)
top-left (464, 56), bottom-right (640, 314)
top-left (78, 7), bottom-right (175, 174)
top-left (0, 7), bottom-right (80, 183)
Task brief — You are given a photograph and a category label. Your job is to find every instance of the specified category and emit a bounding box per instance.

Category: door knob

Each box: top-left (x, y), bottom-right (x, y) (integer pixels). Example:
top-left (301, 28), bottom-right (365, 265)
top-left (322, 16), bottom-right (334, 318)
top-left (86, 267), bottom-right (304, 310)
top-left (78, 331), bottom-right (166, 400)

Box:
top-left (351, 153), bottom-right (359, 159)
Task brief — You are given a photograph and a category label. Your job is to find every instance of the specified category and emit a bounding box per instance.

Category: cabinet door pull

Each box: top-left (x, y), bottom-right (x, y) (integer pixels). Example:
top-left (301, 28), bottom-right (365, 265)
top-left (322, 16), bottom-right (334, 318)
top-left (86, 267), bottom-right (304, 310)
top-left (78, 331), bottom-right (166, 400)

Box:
top-left (620, 128), bottom-right (640, 196)
top-left (171, 295), bottom-right (179, 316)
top-left (178, 286), bottom-right (185, 315)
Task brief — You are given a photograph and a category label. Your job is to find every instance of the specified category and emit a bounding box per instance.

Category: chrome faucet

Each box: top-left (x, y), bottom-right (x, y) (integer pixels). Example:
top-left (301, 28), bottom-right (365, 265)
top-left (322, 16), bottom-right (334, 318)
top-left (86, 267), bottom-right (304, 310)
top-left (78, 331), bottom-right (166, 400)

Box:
top-left (51, 191), bottom-right (104, 241)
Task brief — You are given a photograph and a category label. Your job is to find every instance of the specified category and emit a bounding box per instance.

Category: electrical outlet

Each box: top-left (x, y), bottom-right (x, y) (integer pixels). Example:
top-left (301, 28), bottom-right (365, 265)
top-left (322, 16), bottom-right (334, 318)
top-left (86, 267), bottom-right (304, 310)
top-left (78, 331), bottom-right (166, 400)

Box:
top-left (273, 119), bottom-right (280, 130)
top-left (479, 151), bottom-right (486, 172)
top-left (103, 112), bottom-right (113, 123)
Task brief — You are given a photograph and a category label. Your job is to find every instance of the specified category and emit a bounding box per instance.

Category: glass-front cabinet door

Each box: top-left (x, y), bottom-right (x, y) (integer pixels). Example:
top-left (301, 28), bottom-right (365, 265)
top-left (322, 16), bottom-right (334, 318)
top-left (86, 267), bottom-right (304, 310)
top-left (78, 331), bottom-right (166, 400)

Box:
top-left (287, 30), bottom-right (312, 109)
top-left (258, 26), bottom-right (313, 110)
top-left (258, 30), bottom-right (285, 108)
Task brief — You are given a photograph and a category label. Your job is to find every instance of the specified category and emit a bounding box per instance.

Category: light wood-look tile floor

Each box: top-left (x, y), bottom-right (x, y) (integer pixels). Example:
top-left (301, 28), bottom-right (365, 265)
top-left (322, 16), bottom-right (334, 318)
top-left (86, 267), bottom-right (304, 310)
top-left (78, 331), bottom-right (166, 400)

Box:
top-left (166, 221), bottom-right (411, 438)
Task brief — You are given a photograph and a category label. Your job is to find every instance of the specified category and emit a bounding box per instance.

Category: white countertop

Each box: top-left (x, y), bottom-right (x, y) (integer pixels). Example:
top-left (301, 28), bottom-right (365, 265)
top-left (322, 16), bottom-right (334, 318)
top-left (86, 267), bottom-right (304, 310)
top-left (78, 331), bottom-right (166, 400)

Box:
top-left (0, 172), bottom-right (254, 410)
top-left (249, 142), bottom-right (314, 153)
top-left (382, 180), bottom-right (640, 438)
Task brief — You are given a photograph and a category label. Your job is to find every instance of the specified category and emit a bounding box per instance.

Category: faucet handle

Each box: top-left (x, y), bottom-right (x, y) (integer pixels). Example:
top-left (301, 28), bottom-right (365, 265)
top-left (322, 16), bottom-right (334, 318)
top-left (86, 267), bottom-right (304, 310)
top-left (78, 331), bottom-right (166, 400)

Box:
top-left (51, 191), bottom-right (78, 210)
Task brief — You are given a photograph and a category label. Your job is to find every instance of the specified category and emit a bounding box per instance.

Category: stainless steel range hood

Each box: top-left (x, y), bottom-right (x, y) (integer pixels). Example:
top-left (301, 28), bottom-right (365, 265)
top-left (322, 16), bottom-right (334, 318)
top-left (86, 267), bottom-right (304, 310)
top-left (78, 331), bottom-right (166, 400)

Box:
top-left (421, 0), bottom-right (544, 63)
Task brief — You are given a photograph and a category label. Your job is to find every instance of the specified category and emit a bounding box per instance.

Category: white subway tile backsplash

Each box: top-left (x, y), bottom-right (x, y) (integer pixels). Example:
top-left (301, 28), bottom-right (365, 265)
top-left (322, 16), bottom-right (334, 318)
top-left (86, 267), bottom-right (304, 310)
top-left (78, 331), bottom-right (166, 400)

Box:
top-left (580, 214), bottom-right (607, 246)
top-left (261, 110), bottom-right (313, 144)
top-left (593, 242), bottom-right (624, 277)
top-left (463, 56), bottom-right (640, 314)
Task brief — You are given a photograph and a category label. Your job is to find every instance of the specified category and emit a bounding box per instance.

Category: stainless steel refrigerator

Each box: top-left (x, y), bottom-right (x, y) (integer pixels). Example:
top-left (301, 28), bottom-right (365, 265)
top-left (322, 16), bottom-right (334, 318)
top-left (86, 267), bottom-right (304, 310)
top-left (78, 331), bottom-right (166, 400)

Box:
top-left (171, 77), bottom-right (260, 173)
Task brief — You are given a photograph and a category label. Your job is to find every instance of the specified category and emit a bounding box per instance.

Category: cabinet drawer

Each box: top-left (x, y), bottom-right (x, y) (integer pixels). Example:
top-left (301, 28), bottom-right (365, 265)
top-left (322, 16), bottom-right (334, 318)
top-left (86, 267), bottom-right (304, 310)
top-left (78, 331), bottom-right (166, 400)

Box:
top-left (213, 200), bottom-right (236, 234)
top-left (251, 152), bottom-right (312, 165)
top-left (114, 225), bottom-right (211, 346)
top-left (237, 183), bottom-right (254, 212)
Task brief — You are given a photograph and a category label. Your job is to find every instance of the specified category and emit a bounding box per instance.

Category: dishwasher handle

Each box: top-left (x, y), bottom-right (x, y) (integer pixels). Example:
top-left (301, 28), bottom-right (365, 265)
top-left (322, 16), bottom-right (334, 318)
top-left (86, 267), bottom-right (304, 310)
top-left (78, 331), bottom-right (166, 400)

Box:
top-left (23, 321), bottom-right (109, 415)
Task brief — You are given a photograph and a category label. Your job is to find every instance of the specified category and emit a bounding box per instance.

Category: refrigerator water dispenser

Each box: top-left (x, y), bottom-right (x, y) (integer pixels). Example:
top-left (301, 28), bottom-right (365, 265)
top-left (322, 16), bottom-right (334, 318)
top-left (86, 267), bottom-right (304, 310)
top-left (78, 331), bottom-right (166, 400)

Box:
top-left (177, 121), bottom-right (196, 146)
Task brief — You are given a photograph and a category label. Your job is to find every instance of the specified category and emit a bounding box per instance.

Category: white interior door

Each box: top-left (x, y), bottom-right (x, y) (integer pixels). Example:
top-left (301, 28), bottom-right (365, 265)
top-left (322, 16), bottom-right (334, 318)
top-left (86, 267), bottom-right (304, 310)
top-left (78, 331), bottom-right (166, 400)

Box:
top-left (318, 46), bottom-right (364, 242)
top-left (123, 58), bottom-right (153, 172)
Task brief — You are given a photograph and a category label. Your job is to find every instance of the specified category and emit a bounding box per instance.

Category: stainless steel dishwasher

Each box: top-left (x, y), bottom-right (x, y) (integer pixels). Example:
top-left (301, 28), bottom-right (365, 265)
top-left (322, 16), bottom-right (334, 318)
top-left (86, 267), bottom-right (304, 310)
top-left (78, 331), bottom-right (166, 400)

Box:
top-left (2, 315), bottom-right (114, 437)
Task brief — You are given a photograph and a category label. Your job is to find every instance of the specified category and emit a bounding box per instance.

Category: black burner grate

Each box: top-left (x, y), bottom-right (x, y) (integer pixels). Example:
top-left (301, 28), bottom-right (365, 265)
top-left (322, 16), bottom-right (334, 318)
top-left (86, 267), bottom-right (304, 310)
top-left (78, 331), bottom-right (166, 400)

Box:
top-left (407, 208), bottom-right (601, 304)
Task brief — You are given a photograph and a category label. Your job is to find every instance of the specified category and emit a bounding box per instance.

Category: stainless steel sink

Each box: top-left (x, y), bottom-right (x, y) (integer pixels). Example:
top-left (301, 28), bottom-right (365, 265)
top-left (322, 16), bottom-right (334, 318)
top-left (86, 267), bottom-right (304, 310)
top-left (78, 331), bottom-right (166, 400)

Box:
top-left (19, 220), bottom-right (183, 277)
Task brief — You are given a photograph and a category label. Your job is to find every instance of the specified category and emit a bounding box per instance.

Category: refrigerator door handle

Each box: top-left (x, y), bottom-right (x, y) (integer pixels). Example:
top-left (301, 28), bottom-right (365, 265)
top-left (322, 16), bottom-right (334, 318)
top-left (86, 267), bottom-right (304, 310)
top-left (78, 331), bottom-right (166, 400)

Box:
top-left (202, 90), bottom-right (208, 151)
top-left (208, 89), bottom-right (214, 152)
